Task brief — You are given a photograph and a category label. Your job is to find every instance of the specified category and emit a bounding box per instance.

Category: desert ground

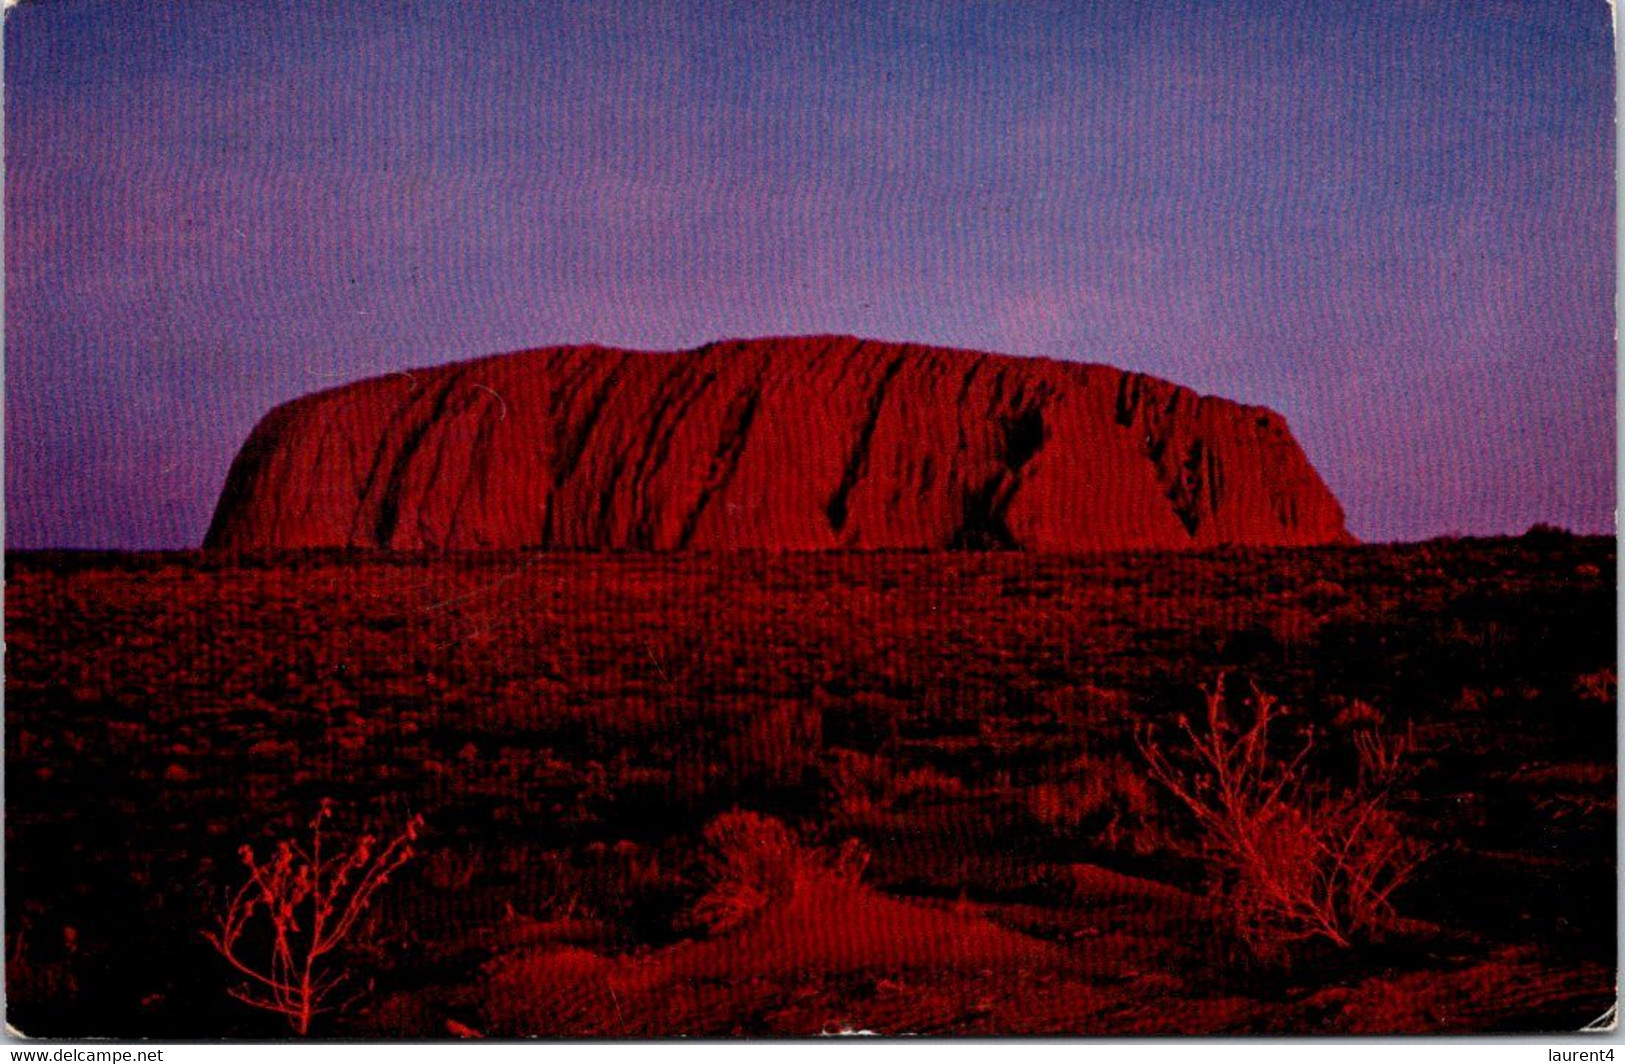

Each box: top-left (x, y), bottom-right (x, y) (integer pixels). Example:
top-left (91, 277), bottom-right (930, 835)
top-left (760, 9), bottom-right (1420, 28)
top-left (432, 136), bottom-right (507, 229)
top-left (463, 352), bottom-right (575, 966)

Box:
top-left (5, 533), bottom-right (1614, 1036)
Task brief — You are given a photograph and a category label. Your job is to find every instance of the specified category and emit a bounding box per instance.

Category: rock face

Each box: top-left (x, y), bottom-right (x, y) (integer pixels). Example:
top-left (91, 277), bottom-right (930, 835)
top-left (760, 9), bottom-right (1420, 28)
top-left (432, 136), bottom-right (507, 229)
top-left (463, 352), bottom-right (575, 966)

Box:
top-left (204, 336), bottom-right (1351, 551)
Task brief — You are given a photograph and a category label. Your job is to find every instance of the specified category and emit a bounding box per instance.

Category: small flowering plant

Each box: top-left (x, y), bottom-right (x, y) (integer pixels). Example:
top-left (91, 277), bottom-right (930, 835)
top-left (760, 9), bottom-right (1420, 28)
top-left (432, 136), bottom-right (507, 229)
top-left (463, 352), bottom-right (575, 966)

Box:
top-left (204, 801), bottom-right (422, 1035)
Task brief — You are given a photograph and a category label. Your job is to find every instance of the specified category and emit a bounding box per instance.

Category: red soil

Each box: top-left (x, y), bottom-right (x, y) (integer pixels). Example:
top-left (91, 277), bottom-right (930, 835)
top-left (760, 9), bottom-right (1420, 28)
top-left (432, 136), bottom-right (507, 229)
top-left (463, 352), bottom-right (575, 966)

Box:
top-left (5, 539), bottom-right (1613, 1037)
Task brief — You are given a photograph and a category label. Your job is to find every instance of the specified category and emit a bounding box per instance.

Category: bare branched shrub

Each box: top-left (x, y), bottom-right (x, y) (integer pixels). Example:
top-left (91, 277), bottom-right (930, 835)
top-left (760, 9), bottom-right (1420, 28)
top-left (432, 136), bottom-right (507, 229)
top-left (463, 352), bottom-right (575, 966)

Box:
top-left (1137, 678), bottom-right (1429, 961)
top-left (689, 810), bottom-right (868, 935)
top-left (1352, 722), bottom-right (1414, 790)
top-left (205, 801), bottom-right (422, 1034)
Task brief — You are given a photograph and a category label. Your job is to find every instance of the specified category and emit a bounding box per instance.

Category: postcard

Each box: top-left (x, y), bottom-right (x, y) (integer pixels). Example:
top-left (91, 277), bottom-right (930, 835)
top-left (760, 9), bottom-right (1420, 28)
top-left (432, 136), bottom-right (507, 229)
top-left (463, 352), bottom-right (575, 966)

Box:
top-left (4, 0), bottom-right (1615, 1039)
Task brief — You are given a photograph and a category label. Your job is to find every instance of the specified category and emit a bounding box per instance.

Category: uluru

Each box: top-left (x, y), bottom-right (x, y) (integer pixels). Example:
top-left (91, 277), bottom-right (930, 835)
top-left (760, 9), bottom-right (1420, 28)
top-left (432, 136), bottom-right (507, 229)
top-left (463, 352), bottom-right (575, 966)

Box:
top-left (203, 336), bottom-right (1350, 552)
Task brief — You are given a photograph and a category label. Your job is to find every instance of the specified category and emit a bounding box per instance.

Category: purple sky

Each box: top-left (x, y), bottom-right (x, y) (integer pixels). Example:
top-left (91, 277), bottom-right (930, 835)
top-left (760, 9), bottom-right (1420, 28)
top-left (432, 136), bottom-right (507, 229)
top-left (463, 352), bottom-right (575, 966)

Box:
top-left (6, 0), bottom-right (1615, 548)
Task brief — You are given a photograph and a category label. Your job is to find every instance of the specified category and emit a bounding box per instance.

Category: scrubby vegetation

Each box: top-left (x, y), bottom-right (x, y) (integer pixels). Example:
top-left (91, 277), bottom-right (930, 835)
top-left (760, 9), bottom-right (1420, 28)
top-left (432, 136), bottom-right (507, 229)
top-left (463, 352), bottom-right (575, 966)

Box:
top-left (1138, 678), bottom-right (1429, 961)
top-left (5, 536), bottom-right (1614, 1035)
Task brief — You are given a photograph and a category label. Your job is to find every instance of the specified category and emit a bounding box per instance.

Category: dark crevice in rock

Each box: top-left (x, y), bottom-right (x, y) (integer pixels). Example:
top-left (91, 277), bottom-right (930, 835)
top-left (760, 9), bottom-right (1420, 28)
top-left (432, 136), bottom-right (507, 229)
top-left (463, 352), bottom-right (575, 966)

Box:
top-left (552, 353), bottom-right (632, 489)
top-left (952, 404), bottom-right (1047, 551)
top-left (825, 355), bottom-right (905, 534)
top-left (371, 371), bottom-right (467, 546)
top-left (1115, 374), bottom-right (1142, 427)
top-left (676, 390), bottom-right (761, 549)
top-left (1002, 405), bottom-right (1046, 472)
top-left (1166, 438), bottom-right (1209, 537)
top-left (628, 368), bottom-right (720, 547)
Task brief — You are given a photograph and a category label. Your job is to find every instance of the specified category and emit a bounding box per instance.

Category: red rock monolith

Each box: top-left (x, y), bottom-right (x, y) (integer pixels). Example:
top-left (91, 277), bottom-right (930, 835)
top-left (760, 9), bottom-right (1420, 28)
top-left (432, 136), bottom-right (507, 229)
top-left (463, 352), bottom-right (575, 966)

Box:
top-left (204, 337), bottom-right (1351, 551)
